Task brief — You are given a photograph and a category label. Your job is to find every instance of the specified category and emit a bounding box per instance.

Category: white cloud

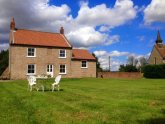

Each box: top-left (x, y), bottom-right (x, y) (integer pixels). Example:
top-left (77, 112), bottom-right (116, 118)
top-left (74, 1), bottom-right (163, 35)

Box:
top-left (137, 36), bottom-right (145, 42)
top-left (76, 0), bottom-right (137, 27)
top-left (144, 0), bottom-right (165, 24)
top-left (93, 50), bottom-right (107, 57)
top-left (0, 0), bottom-right (137, 49)
top-left (66, 26), bottom-right (120, 47)
top-left (66, 26), bottom-right (107, 47)
top-left (94, 50), bottom-right (129, 58)
top-left (147, 52), bottom-right (151, 57)
top-left (94, 50), bottom-right (129, 71)
top-left (109, 50), bottom-right (129, 57)
top-left (105, 35), bottom-right (120, 46)
top-left (0, 43), bottom-right (9, 51)
top-left (99, 25), bottom-right (111, 32)
top-left (0, 0), bottom-right (71, 37)
top-left (94, 50), bottom-right (149, 71)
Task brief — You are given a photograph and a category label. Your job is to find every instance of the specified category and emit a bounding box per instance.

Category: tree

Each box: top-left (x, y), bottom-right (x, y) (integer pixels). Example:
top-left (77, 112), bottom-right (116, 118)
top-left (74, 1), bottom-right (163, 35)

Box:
top-left (119, 65), bottom-right (125, 72)
top-left (127, 56), bottom-right (134, 66)
top-left (127, 55), bottom-right (138, 66)
top-left (119, 64), bottom-right (138, 72)
top-left (139, 57), bottom-right (147, 67)
top-left (92, 53), bottom-right (103, 72)
top-left (119, 55), bottom-right (148, 72)
top-left (134, 59), bottom-right (138, 67)
top-left (119, 55), bottom-right (140, 72)
top-left (0, 50), bottom-right (9, 76)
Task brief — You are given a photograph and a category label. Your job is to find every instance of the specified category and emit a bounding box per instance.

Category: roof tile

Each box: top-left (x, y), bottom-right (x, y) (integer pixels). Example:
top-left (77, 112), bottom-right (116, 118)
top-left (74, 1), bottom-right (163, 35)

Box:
top-left (72, 49), bottom-right (96, 60)
top-left (12, 29), bottom-right (71, 48)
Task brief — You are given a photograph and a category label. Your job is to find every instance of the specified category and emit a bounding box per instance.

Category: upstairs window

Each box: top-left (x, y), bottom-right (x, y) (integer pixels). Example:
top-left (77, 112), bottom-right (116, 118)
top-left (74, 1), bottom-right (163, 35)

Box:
top-left (27, 48), bottom-right (36, 57)
top-left (81, 61), bottom-right (88, 68)
top-left (59, 49), bottom-right (66, 58)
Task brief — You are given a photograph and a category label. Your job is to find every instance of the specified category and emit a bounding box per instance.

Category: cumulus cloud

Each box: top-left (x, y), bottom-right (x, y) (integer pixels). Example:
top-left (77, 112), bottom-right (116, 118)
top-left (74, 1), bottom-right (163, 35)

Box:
top-left (94, 50), bottom-right (149, 71)
top-left (66, 26), bottom-right (120, 47)
top-left (94, 50), bottom-right (129, 71)
top-left (76, 0), bottom-right (137, 27)
top-left (99, 25), bottom-right (111, 32)
top-left (110, 50), bottom-right (129, 57)
top-left (105, 35), bottom-right (120, 45)
top-left (0, 0), bottom-right (72, 48)
top-left (66, 26), bottom-right (107, 47)
top-left (0, 0), bottom-right (137, 50)
top-left (144, 0), bottom-right (165, 24)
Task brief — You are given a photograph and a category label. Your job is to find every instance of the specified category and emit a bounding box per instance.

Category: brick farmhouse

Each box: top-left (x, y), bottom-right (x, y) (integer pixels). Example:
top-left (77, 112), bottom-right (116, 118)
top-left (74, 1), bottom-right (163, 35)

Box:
top-left (9, 18), bottom-right (96, 79)
top-left (148, 31), bottom-right (165, 64)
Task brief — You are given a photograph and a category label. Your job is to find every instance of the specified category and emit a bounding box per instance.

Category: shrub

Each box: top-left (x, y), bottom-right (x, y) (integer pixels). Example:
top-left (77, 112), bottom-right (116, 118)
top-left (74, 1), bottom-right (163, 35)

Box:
top-left (142, 64), bottom-right (165, 78)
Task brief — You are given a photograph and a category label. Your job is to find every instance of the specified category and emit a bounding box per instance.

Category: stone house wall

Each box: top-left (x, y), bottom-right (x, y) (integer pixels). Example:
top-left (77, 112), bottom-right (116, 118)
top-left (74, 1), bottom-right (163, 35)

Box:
top-left (71, 60), bottom-right (96, 78)
top-left (9, 45), bottom-right (96, 79)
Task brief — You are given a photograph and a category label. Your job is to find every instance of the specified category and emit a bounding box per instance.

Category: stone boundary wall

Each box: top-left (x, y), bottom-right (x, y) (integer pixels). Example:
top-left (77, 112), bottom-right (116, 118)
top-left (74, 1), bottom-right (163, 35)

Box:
top-left (98, 72), bottom-right (143, 79)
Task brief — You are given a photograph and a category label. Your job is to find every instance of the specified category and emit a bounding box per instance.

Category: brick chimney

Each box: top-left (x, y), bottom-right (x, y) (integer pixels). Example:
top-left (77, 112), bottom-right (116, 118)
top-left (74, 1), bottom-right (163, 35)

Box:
top-left (60, 27), bottom-right (64, 34)
top-left (10, 17), bottom-right (15, 30)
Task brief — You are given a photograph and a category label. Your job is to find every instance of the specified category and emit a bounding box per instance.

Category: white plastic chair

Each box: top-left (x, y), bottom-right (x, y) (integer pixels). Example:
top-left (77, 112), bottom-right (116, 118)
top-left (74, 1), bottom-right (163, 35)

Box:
top-left (52, 75), bottom-right (61, 92)
top-left (27, 76), bottom-right (37, 91)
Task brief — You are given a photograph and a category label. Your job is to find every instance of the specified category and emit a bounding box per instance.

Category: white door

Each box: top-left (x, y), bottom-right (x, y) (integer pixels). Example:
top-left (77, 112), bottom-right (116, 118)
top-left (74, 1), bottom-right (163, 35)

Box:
top-left (47, 65), bottom-right (53, 77)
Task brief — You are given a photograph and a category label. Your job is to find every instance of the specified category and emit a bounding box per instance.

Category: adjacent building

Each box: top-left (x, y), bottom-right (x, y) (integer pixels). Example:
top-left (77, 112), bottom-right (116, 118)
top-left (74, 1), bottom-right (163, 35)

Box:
top-left (9, 18), bottom-right (96, 79)
top-left (148, 31), bottom-right (165, 64)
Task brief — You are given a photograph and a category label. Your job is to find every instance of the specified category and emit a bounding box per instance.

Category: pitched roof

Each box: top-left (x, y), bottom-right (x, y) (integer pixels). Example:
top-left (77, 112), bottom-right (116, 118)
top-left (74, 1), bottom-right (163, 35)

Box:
top-left (155, 44), bottom-right (165, 59)
top-left (72, 49), bottom-right (96, 61)
top-left (11, 29), bottom-right (72, 48)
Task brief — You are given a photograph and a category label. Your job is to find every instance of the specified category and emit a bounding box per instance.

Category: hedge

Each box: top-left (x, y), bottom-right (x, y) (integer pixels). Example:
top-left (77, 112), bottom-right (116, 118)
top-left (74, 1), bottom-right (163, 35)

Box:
top-left (142, 64), bottom-right (165, 78)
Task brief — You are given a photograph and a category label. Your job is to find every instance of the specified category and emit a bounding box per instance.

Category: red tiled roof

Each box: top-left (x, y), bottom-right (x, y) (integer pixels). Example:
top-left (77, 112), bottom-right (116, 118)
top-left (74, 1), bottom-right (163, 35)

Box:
top-left (155, 44), bottom-right (165, 59)
top-left (11, 29), bottom-right (71, 48)
top-left (72, 49), bottom-right (96, 61)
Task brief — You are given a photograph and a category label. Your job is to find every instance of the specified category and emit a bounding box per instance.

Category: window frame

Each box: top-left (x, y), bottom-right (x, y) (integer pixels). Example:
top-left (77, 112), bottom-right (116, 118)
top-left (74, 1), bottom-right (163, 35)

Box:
top-left (59, 64), bottom-right (66, 74)
top-left (81, 61), bottom-right (88, 68)
top-left (59, 49), bottom-right (66, 58)
top-left (27, 48), bottom-right (36, 57)
top-left (154, 57), bottom-right (157, 65)
top-left (27, 64), bottom-right (36, 75)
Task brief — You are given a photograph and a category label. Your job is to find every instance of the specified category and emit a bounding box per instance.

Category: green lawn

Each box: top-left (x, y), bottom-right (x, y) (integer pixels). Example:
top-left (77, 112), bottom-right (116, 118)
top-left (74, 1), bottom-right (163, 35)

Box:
top-left (0, 78), bottom-right (165, 124)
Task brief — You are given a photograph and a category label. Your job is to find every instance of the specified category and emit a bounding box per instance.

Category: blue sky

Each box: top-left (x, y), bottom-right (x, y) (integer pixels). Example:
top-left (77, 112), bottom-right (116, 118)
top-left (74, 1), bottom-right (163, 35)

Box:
top-left (0, 0), bottom-right (165, 70)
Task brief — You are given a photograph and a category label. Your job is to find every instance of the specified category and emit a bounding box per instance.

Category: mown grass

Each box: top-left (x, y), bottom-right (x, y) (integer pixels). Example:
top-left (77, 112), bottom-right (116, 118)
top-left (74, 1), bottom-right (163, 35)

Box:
top-left (0, 78), bottom-right (165, 124)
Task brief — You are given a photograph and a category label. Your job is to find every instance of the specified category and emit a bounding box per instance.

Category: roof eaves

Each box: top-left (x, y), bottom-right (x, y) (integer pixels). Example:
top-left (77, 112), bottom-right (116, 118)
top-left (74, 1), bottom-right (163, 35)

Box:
top-left (71, 57), bottom-right (96, 61)
top-left (10, 43), bottom-right (72, 49)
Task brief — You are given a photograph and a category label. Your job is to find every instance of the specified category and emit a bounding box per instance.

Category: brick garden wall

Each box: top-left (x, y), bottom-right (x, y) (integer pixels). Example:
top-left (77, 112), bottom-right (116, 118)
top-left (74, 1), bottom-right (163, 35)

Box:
top-left (98, 72), bottom-right (143, 79)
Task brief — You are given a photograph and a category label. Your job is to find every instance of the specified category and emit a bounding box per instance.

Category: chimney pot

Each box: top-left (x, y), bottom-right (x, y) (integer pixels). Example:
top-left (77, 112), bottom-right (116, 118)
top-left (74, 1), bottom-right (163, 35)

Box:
top-left (10, 17), bottom-right (15, 30)
top-left (60, 27), bottom-right (64, 34)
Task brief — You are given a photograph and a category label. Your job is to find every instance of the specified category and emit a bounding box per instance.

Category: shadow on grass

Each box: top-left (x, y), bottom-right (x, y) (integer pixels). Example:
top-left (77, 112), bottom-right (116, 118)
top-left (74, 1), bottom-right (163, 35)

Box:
top-left (37, 89), bottom-right (64, 92)
top-left (139, 118), bottom-right (165, 124)
top-left (139, 109), bottom-right (165, 124)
